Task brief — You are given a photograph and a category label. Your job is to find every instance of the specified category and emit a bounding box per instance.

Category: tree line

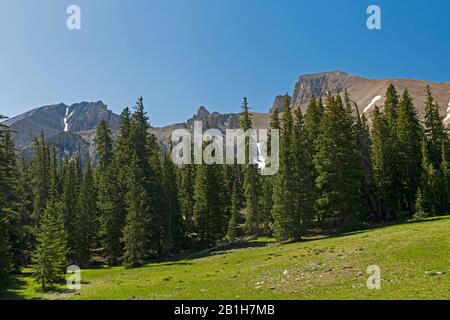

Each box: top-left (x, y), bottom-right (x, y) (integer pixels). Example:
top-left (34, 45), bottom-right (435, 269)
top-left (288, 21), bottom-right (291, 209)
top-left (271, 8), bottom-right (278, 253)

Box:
top-left (0, 85), bottom-right (449, 290)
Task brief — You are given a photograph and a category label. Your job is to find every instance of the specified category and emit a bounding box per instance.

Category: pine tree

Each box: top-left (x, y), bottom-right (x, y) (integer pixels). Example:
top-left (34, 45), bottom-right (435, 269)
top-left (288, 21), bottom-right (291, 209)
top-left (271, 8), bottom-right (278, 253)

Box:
top-left (303, 96), bottom-right (324, 222)
top-left (75, 158), bottom-right (97, 267)
top-left (105, 107), bottom-right (132, 262)
top-left (240, 98), bottom-right (260, 235)
top-left (31, 133), bottom-right (50, 220)
top-left (272, 96), bottom-right (299, 241)
top-left (383, 84), bottom-right (403, 218)
top-left (396, 89), bottom-right (423, 213)
top-left (420, 86), bottom-right (449, 215)
top-left (123, 154), bottom-right (148, 268)
top-left (178, 164), bottom-right (195, 242)
top-left (147, 133), bottom-right (165, 255)
top-left (354, 107), bottom-right (379, 219)
top-left (161, 150), bottom-right (184, 253)
top-left (314, 94), bottom-right (363, 225)
top-left (0, 119), bottom-right (13, 288)
top-left (0, 211), bottom-right (12, 290)
top-left (94, 118), bottom-right (123, 264)
top-left (32, 148), bottom-right (68, 289)
top-left (227, 181), bottom-right (240, 240)
top-left (94, 119), bottom-right (114, 172)
top-left (62, 159), bottom-right (79, 258)
top-left (0, 126), bottom-right (28, 272)
top-left (193, 161), bottom-right (227, 247)
top-left (292, 106), bottom-right (315, 227)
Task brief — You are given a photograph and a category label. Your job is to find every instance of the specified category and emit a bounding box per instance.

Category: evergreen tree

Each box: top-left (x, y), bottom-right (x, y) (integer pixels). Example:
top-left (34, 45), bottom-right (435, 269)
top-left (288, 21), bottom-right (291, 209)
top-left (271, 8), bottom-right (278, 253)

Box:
top-left (75, 158), bottom-right (97, 267)
top-left (0, 210), bottom-right (12, 290)
top-left (303, 96), bottom-right (324, 222)
top-left (62, 159), bottom-right (79, 258)
top-left (94, 119), bottom-right (114, 172)
top-left (94, 118), bottom-right (123, 264)
top-left (31, 133), bottom-right (50, 220)
top-left (314, 94), bottom-right (363, 225)
top-left (0, 119), bottom-right (13, 288)
top-left (396, 89), bottom-right (423, 213)
top-left (240, 98), bottom-right (260, 235)
top-left (32, 148), bottom-right (68, 289)
top-left (353, 106), bottom-right (379, 220)
top-left (193, 161), bottom-right (227, 247)
top-left (292, 106), bottom-right (315, 227)
top-left (123, 155), bottom-right (148, 268)
top-left (272, 96), bottom-right (299, 240)
top-left (147, 133), bottom-right (165, 255)
top-left (105, 107), bottom-right (133, 262)
top-left (420, 86), bottom-right (449, 215)
top-left (161, 150), bottom-right (184, 253)
top-left (178, 164), bottom-right (195, 241)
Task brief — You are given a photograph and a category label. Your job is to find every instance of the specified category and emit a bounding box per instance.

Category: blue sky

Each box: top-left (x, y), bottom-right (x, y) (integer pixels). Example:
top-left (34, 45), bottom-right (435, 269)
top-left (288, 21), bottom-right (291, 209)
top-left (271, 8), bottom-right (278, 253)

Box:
top-left (1, 0), bottom-right (449, 126)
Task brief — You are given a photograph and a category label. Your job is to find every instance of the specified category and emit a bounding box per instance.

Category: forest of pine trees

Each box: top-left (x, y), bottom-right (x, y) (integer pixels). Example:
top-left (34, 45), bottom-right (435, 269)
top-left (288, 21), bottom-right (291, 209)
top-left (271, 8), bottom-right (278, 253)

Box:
top-left (1, 86), bottom-right (449, 290)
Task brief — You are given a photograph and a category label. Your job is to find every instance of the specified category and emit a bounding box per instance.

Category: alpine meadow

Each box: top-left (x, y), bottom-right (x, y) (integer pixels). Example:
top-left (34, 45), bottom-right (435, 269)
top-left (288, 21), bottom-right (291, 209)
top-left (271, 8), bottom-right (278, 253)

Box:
top-left (1, 0), bottom-right (450, 308)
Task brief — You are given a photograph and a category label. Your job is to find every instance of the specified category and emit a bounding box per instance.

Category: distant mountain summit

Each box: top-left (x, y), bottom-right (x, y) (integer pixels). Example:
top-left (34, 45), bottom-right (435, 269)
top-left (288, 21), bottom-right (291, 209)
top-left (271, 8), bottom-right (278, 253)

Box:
top-left (289, 71), bottom-right (450, 123)
top-left (2, 71), bottom-right (449, 161)
top-left (4, 101), bottom-right (120, 147)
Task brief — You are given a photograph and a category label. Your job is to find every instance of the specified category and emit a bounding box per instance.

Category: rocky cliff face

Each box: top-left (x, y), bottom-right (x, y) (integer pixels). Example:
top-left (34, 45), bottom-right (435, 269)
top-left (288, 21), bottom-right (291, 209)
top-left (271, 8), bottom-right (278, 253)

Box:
top-left (3, 101), bottom-right (120, 147)
top-left (290, 71), bottom-right (450, 125)
top-left (270, 94), bottom-right (291, 113)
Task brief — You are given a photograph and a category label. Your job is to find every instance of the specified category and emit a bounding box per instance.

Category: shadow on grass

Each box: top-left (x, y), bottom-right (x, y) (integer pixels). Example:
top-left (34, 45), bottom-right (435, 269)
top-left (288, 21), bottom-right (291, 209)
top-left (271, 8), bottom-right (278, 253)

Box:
top-left (137, 217), bottom-right (450, 267)
top-left (0, 277), bottom-right (29, 300)
top-left (304, 216), bottom-right (448, 242)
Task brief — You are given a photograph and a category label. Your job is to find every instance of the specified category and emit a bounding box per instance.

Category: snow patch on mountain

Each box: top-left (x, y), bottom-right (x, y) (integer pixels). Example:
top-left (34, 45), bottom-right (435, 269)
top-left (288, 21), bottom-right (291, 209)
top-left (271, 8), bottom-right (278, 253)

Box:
top-left (63, 107), bottom-right (75, 132)
top-left (364, 95), bottom-right (382, 114)
top-left (444, 100), bottom-right (450, 122)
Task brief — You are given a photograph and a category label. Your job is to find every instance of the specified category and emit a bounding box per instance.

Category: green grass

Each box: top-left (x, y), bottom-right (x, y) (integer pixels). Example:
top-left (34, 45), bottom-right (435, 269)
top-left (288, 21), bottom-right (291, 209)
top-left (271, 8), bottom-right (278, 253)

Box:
top-left (3, 216), bottom-right (450, 300)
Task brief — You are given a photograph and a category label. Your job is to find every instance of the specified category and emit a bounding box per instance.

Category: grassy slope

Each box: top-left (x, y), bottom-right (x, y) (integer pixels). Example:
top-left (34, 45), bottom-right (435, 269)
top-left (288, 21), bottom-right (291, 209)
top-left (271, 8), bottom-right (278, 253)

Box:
top-left (4, 216), bottom-right (450, 300)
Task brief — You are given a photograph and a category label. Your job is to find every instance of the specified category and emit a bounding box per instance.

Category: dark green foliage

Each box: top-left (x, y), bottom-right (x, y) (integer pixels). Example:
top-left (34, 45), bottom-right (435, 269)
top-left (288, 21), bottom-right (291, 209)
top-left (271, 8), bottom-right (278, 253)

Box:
top-left (75, 158), bottom-right (97, 267)
top-left (123, 155), bottom-right (149, 268)
top-left (31, 133), bottom-right (50, 220)
top-left (419, 86), bottom-right (450, 215)
top-left (193, 161), bottom-right (228, 247)
top-left (302, 96), bottom-right (324, 222)
top-left (272, 96), bottom-right (299, 240)
top-left (62, 159), bottom-right (79, 257)
top-left (240, 98), bottom-right (260, 235)
top-left (178, 164), bottom-right (195, 240)
top-left (161, 151), bottom-right (184, 253)
top-left (32, 150), bottom-right (68, 289)
top-left (314, 94), bottom-right (363, 225)
top-left (396, 89), bottom-right (423, 212)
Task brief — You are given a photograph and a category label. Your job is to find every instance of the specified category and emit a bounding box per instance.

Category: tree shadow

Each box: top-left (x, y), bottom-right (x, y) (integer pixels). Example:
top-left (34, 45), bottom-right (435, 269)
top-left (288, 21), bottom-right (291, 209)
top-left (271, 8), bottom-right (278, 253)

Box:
top-left (0, 276), bottom-right (32, 300)
top-left (303, 216), bottom-right (448, 242)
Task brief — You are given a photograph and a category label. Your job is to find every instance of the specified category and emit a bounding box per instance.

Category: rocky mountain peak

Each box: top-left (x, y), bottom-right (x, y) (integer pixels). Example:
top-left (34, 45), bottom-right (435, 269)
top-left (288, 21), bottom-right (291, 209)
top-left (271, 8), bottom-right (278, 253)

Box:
top-left (291, 71), bottom-right (364, 110)
top-left (3, 101), bottom-right (120, 147)
top-left (196, 106), bottom-right (211, 118)
top-left (270, 93), bottom-right (291, 113)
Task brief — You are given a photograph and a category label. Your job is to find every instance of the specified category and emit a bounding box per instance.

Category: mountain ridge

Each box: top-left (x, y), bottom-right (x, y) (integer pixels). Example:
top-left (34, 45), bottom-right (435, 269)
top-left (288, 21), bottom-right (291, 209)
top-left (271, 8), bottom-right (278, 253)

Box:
top-left (2, 71), bottom-right (449, 161)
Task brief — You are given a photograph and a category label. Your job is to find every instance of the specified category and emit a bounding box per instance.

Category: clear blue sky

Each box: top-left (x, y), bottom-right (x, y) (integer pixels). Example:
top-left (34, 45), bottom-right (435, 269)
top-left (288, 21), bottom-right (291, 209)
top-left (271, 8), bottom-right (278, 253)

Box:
top-left (1, 0), bottom-right (449, 126)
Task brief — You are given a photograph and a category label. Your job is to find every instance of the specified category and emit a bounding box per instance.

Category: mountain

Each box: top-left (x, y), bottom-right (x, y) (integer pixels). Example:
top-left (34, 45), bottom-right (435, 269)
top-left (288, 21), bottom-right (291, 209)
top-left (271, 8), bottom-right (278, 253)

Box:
top-left (3, 101), bottom-right (120, 147)
top-left (2, 71), bottom-right (449, 161)
top-left (150, 106), bottom-right (270, 147)
top-left (290, 70), bottom-right (450, 124)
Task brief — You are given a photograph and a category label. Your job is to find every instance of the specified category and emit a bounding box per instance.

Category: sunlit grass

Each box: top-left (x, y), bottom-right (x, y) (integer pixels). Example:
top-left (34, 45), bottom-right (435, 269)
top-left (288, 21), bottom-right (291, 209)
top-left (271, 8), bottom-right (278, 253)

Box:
top-left (3, 216), bottom-right (450, 300)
